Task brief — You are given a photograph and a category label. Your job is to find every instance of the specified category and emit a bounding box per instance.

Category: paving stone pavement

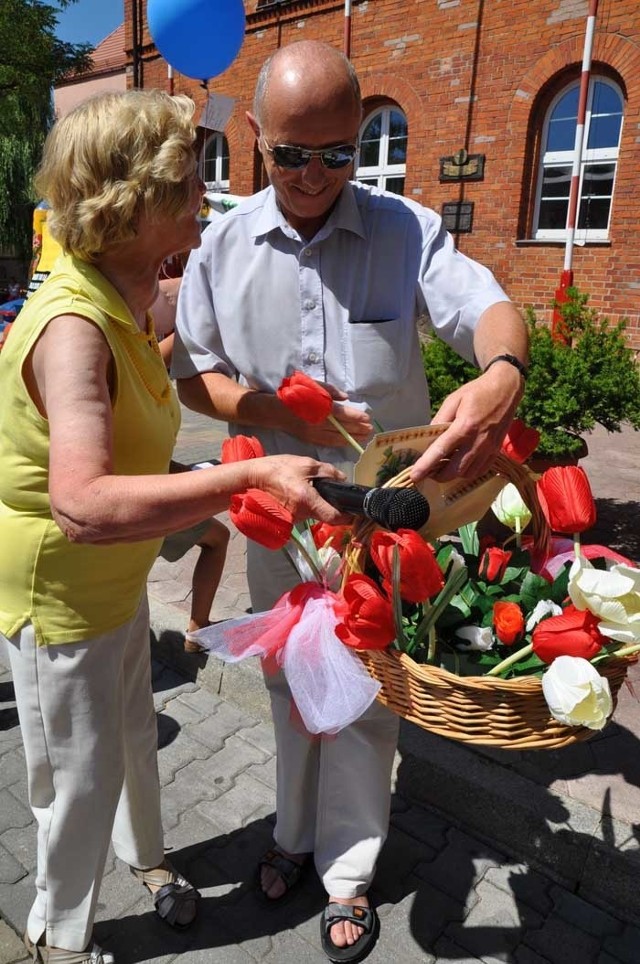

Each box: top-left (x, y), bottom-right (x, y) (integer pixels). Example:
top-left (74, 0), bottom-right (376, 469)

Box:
top-left (1, 410), bottom-right (640, 963)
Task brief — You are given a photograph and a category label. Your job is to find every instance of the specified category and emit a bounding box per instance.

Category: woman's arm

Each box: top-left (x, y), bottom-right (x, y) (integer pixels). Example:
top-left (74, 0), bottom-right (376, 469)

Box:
top-left (28, 315), bottom-right (345, 544)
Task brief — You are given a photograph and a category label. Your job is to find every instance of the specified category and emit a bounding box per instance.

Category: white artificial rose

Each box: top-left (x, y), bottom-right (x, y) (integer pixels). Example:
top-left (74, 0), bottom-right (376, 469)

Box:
top-left (288, 530), bottom-right (343, 591)
top-left (455, 625), bottom-right (494, 652)
top-left (541, 656), bottom-right (612, 730)
top-left (525, 599), bottom-right (563, 632)
top-left (317, 546), bottom-right (343, 592)
top-left (568, 556), bottom-right (640, 643)
top-left (491, 483), bottom-right (532, 530)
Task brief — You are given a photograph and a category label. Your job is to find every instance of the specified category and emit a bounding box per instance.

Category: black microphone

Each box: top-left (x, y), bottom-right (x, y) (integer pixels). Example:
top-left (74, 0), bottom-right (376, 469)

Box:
top-left (311, 478), bottom-right (430, 532)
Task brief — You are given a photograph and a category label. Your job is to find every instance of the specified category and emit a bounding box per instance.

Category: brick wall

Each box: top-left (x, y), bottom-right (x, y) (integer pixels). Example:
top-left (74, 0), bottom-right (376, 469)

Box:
top-left (123, 0), bottom-right (640, 349)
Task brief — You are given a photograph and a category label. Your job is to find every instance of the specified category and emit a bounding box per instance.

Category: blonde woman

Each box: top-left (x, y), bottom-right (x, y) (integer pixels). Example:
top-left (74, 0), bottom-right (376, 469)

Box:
top-left (0, 89), bottom-right (344, 964)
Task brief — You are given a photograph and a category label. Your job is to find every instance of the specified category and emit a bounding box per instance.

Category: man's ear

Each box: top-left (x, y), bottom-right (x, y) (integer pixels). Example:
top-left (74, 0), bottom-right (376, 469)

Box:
top-left (246, 112), bottom-right (260, 139)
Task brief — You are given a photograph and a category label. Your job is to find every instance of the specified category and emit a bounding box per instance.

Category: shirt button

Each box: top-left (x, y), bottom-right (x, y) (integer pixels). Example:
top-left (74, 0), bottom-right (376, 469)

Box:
top-left (303, 299), bottom-right (316, 310)
top-left (303, 248), bottom-right (312, 257)
top-left (307, 352), bottom-right (319, 364)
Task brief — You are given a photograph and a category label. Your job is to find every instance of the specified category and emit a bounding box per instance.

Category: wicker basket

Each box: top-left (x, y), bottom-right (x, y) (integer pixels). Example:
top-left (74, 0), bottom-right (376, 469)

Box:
top-left (357, 647), bottom-right (633, 749)
top-left (345, 454), bottom-right (635, 750)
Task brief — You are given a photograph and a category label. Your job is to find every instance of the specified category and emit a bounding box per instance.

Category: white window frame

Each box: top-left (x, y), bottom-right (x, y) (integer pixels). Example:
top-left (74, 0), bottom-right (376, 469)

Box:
top-left (202, 131), bottom-right (230, 193)
top-left (533, 77), bottom-right (623, 241)
top-left (356, 106), bottom-right (407, 194)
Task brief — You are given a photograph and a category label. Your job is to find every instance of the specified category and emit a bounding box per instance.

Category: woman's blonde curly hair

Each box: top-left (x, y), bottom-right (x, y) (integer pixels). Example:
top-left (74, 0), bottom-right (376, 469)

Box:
top-left (35, 89), bottom-right (198, 262)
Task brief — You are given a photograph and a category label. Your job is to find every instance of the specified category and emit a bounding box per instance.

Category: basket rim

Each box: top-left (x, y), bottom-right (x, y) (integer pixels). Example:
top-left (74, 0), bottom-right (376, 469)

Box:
top-left (357, 645), bottom-right (638, 693)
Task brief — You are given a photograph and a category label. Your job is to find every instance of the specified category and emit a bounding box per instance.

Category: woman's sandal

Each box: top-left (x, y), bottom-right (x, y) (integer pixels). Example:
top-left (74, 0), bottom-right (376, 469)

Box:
top-left (131, 859), bottom-right (200, 929)
top-left (24, 933), bottom-right (115, 964)
top-left (320, 902), bottom-right (379, 963)
top-left (256, 848), bottom-right (310, 904)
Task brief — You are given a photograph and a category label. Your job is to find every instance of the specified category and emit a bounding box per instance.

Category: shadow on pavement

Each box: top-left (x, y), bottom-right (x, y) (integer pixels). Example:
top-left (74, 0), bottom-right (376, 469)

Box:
top-left (588, 498), bottom-right (640, 562)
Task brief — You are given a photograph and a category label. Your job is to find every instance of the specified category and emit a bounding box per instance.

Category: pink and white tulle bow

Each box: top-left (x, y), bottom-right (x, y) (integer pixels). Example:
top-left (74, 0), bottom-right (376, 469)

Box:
top-left (190, 582), bottom-right (381, 736)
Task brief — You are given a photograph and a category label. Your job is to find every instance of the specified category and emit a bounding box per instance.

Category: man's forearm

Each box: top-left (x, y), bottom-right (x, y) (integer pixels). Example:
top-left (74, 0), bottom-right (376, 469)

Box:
top-left (473, 301), bottom-right (529, 372)
top-left (176, 371), bottom-right (299, 432)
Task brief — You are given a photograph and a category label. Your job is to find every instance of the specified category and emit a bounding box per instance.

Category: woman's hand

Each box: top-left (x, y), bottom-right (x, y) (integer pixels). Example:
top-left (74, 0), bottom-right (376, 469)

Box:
top-left (248, 455), bottom-right (349, 524)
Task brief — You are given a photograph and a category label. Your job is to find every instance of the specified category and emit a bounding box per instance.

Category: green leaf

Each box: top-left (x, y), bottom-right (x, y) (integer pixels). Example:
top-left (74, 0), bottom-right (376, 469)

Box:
top-left (458, 523), bottom-right (479, 556)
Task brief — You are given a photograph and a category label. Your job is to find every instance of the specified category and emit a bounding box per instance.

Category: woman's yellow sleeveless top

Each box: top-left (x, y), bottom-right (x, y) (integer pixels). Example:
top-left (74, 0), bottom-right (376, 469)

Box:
top-left (0, 254), bottom-right (181, 644)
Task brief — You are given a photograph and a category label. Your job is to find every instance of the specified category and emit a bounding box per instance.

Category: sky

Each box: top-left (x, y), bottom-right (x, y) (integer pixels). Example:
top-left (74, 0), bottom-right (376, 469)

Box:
top-left (54, 0), bottom-right (123, 47)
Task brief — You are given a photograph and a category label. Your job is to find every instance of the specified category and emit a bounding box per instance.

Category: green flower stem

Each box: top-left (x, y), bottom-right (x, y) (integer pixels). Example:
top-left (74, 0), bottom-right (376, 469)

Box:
top-left (486, 642), bottom-right (533, 677)
top-left (515, 516), bottom-right (522, 550)
top-left (590, 643), bottom-right (640, 666)
top-left (574, 536), bottom-right (581, 557)
top-left (411, 567), bottom-right (468, 652)
top-left (427, 625), bottom-right (437, 662)
top-left (610, 643), bottom-right (640, 659)
top-left (328, 414), bottom-right (364, 455)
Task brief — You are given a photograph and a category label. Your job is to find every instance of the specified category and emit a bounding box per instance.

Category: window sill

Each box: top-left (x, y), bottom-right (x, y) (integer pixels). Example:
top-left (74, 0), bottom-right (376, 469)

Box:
top-left (515, 239), bottom-right (612, 247)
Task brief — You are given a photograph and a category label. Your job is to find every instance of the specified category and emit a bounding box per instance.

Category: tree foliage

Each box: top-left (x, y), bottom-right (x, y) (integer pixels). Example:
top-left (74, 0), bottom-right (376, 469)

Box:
top-left (0, 0), bottom-right (92, 259)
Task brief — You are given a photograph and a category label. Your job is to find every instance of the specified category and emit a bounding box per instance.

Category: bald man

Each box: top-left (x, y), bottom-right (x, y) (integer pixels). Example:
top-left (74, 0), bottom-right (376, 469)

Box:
top-left (173, 40), bottom-right (528, 961)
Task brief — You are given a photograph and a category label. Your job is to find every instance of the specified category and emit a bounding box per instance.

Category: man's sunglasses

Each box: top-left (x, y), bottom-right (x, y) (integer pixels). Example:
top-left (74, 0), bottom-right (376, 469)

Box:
top-left (262, 138), bottom-right (357, 170)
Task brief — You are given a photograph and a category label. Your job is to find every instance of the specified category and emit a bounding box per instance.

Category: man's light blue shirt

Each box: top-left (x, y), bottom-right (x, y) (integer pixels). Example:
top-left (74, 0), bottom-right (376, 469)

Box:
top-left (172, 181), bottom-right (509, 465)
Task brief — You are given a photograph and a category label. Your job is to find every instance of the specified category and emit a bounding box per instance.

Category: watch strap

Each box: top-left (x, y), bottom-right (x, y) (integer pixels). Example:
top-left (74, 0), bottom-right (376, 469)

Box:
top-left (483, 353), bottom-right (528, 380)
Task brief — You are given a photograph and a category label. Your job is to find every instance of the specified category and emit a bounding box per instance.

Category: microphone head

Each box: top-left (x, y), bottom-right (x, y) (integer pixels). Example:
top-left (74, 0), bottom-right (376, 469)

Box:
top-left (364, 487), bottom-right (430, 531)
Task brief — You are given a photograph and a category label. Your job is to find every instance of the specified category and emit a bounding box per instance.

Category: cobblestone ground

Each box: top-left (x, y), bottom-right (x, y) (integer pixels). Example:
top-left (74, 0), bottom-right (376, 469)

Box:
top-left (1, 413), bottom-right (639, 963)
top-left (2, 656), bottom-right (640, 964)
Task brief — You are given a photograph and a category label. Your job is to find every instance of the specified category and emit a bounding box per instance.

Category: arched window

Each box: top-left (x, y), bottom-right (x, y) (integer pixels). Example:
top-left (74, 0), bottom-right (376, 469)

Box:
top-left (533, 77), bottom-right (623, 240)
top-left (203, 132), bottom-right (230, 192)
top-left (356, 106), bottom-right (407, 195)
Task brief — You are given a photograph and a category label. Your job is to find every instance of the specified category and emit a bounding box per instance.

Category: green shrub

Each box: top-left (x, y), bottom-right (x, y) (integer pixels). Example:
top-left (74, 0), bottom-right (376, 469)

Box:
top-left (421, 288), bottom-right (640, 459)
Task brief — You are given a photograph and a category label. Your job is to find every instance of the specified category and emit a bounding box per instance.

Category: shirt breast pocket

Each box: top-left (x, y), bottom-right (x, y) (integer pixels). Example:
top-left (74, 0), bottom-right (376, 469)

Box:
top-left (348, 317), bottom-right (410, 397)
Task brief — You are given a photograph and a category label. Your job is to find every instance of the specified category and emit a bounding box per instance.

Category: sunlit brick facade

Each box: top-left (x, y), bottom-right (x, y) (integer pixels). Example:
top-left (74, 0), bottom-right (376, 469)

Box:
top-left (123, 0), bottom-right (640, 348)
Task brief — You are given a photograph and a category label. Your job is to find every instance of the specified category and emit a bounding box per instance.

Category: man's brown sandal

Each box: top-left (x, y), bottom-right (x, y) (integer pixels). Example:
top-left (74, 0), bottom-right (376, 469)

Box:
top-left (24, 934), bottom-right (114, 964)
top-left (131, 860), bottom-right (199, 928)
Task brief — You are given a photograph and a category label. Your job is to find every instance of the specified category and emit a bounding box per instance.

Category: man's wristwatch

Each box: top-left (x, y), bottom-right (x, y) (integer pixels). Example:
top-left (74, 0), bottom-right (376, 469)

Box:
top-left (482, 353), bottom-right (528, 380)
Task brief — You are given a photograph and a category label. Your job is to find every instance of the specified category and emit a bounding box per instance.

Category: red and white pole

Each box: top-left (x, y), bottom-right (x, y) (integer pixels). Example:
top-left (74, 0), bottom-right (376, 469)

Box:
top-left (552, 0), bottom-right (599, 337)
top-left (343, 0), bottom-right (352, 59)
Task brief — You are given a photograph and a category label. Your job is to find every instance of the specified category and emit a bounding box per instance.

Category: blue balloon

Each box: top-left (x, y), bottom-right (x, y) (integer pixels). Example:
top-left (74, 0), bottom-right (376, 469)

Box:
top-left (147, 0), bottom-right (245, 81)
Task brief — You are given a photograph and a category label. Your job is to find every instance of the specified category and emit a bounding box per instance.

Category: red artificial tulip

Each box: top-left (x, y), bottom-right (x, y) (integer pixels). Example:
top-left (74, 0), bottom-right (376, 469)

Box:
top-left (537, 465), bottom-right (597, 534)
top-left (500, 419), bottom-right (541, 464)
top-left (479, 546), bottom-right (512, 582)
top-left (335, 574), bottom-right (396, 650)
top-left (370, 529), bottom-right (445, 604)
top-left (229, 489), bottom-right (294, 550)
top-left (532, 604), bottom-right (606, 664)
top-left (310, 521), bottom-right (351, 553)
top-left (493, 601), bottom-right (525, 646)
top-left (276, 371), bottom-right (333, 424)
top-left (221, 434), bottom-right (265, 463)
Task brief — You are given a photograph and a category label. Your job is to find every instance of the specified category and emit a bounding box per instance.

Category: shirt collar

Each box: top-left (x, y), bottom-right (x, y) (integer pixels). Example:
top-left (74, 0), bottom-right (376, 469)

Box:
top-left (251, 182), bottom-right (366, 243)
top-left (58, 253), bottom-right (145, 333)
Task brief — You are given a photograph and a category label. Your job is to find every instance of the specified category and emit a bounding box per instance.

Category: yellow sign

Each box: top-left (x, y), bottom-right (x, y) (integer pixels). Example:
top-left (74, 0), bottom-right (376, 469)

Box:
top-left (27, 202), bottom-right (63, 297)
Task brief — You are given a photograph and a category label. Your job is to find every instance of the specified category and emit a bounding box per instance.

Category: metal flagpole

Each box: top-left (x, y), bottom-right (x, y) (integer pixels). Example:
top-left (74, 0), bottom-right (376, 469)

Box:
top-left (552, 0), bottom-right (599, 336)
top-left (343, 0), bottom-right (352, 58)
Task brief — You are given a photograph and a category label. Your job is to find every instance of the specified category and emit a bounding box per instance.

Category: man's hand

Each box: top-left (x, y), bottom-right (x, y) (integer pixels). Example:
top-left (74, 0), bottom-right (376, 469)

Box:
top-left (410, 364), bottom-right (524, 483)
top-left (285, 383), bottom-right (374, 449)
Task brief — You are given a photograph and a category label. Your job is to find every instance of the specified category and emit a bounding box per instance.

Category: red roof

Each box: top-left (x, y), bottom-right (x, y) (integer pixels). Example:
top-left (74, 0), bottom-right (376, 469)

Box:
top-left (89, 23), bottom-right (127, 75)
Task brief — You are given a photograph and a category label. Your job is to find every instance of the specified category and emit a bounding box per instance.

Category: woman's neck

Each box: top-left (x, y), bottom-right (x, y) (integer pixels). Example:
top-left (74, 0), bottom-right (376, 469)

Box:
top-left (95, 247), bottom-right (162, 331)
